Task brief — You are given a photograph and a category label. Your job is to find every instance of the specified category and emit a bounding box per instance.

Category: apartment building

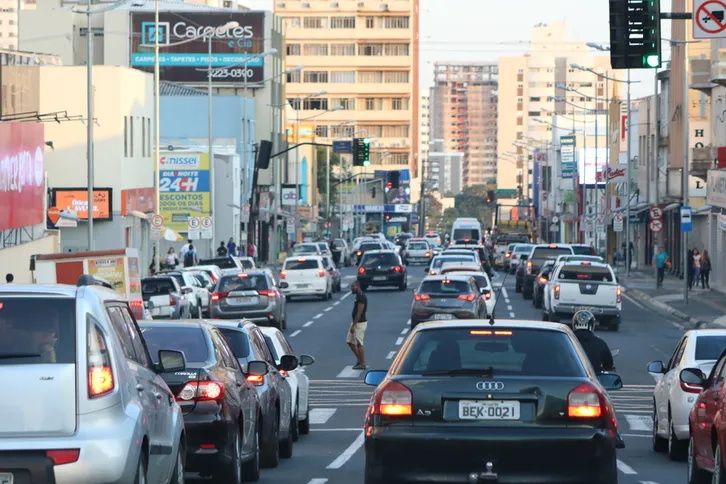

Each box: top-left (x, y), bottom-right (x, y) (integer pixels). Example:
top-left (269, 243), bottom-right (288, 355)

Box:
top-left (275, 0), bottom-right (419, 177)
top-left (1, 0), bottom-right (36, 50)
top-left (430, 62), bottom-right (498, 187)
top-left (498, 22), bottom-right (611, 206)
top-left (410, 93), bottom-right (429, 201)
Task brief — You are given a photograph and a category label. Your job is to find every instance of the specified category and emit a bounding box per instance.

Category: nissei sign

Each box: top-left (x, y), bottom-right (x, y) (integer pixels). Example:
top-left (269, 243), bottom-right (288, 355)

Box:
top-left (707, 170), bottom-right (726, 208)
top-left (159, 154), bottom-right (201, 169)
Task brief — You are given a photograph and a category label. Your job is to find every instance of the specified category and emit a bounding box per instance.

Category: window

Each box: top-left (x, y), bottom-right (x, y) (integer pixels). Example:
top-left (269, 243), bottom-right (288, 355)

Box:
top-left (359, 71), bottom-right (383, 83)
top-left (303, 98), bottom-right (328, 110)
top-left (303, 43), bottom-right (328, 56)
top-left (330, 43), bottom-right (355, 56)
top-left (141, 278), bottom-right (178, 296)
top-left (359, 43), bottom-right (383, 56)
top-left (303, 70), bottom-right (328, 83)
top-left (384, 43), bottom-right (409, 56)
top-left (418, 279), bottom-right (472, 295)
top-left (124, 116), bottom-right (128, 157)
top-left (106, 306), bottom-right (138, 362)
top-left (528, 111), bottom-right (540, 116)
top-left (283, 259), bottom-right (321, 270)
top-left (287, 98), bottom-right (301, 110)
top-left (251, 329), bottom-right (276, 364)
top-left (361, 252), bottom-right (400, 267)
top-left (330, 16), bottom-right (355, 28)
top-left (384, 71), bottom-right (409, 83)
top-left (391, 98), bottom-right (407, 110)
top-left (147, 118), bottom-right (151, 156)
top-left (365, 16), bottom-right (380, 28)
top-left (140, 326), bottom-right (208, 364)
top-left (211, 331), bottom-right (238, 369)
top-left (330, 70), bottom-right (355, 83)
top-left (129, 117), bottom-right (134, 157)
top-left (331, 97), bottom-right (355, 110)
top-left (119, 305), bottom-right (151, 368)
top-left (286, 70), bottom-right (301, 83)
top-left (364, 98), bottom-right (380, 110)
top-left (286, 43), bottom-right (301, 56)
top-left (283, 17), bottom-right (301, 28)
top-left (385, 16), bottom-right (409, 28)
top-left (529, 97), bottom-right (540, 102)
top-left (382, 125), bottom-right (409, 137)
top-left (315, 125), bottom-right (329, 137)
top-left (557, 265), bottom-right (614, 282)
top-left (695, 336), bottom-right (726, 360)
top-left (303, 16), bottom-right (327, 28)
top-left (218, 329), bottom-right (251, 361)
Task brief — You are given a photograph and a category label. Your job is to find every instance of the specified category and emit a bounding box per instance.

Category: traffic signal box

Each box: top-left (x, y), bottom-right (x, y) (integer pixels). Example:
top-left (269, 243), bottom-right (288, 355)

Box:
top-left (353, 138), bottom-right (371, 166)
top-left (609, 0), bottom-right (661, 69)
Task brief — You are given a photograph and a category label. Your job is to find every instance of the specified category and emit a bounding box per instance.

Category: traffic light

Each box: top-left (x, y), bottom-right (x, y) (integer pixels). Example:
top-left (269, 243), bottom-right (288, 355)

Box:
top-left (389, 170), bottom-right (400, 189)
top-left (353, 138), bottom-right (371, 166)
top-left (609, 0), bottom-right (661, 69)
top-left (486, 190), bottom-right (495, 205)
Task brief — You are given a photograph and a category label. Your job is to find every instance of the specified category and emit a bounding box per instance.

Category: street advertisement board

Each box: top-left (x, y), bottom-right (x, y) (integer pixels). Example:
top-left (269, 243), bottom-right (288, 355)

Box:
top-left (159, 152), bottom-right (210, 231)
top-left (51, 188), bottom-right (113, 221)
top-left (87, 257), bottom-right (127, 293)
top-left (121, 187), bottom-right (156, 216)
top-left (0, 122), bottom-right (45, 231)
top-left (577, 147), bottom-right (608, 185)
top-left (560, 136), bottom-right (576, 179)
top-left (707, 169), bottom-right (726, 208)
top-left (130, 12), bottom-right (266, 84)
top-left (281, 184), bottom-right (298, 206)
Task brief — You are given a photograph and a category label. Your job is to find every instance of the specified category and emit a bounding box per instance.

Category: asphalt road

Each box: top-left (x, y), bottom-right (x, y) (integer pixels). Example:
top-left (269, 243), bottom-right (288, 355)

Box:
top-left (190, 265), bottom-right (688, 484)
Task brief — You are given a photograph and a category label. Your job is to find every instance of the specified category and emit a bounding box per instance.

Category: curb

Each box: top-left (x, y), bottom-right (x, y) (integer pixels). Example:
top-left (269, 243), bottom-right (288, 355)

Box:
top-left (623, 286), bottom-right (710, 328)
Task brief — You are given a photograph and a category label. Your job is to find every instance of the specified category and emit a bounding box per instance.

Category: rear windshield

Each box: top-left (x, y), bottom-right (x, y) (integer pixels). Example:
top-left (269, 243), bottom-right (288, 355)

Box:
top-left (419, 279), bottom-right (471, 294)
top-left (219, 328), bottom-right (251, 360)
top-left (695, 336), bottom-right (726, 360)
top-left (142, 278), bottom-right (176, 295)
top-left (360, 243), bottom-right (383, 252)
top-left (464, 274), bottom-right (490, 289)
top-left (407, 242), bottom-right (429, 251)
top-left (557, 265), bottom-right (614, 282)
top-left (141, 326), bottom-right (208, 364)
top-left (218, 275), bottom-right (268, 292)
top-left (532, 247), bottom-right (572, 259)
top-left (294, 245), bottom-right (318, 254)
top-left (540, 263), bottom-right (555, 275)
top-left (571, 246), bottom-right (597, 256)
top-left (362, 252), bottom-right (400, 267)
top-left (285, 259), bottom-right (320, 270)
top-left (452, 229), bottom-right (480, 241)
top-left (165, 273), bottom-right (185, 288)
top-left (433, 256), bottom-right (473, 268)
top-left (513, 245), bottom-right (533, 253)
top-left (397, 328), bottom-right (585, 377)
top-left (199, 257), bottom-right (237, 269)
top-left (0, 297), bottom-right (76, 364)
top-left (316, 244), bottom-right (328, 251)
top-left (240, 259), bottom-right (254, 269)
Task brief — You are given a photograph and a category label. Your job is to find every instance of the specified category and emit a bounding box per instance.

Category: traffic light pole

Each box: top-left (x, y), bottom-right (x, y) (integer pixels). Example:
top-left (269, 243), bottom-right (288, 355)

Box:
top-left (419, 156), bottom-right (426, 237)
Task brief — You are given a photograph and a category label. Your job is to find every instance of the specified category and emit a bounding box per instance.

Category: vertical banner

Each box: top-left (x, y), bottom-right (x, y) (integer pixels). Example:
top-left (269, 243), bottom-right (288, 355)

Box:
top-left (159, 152), bottom-right (211, 231)
top-left (560, 136), bottom-right (576, 179)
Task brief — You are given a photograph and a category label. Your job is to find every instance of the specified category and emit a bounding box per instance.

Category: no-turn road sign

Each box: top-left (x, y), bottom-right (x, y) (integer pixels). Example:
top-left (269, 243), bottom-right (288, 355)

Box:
top-left (649, 219), bottom-right (664, 233)
top-left (694, 0), bottom-right (726, 38)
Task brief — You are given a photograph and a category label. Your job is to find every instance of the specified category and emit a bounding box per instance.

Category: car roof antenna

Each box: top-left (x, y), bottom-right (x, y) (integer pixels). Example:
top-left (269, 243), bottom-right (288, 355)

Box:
top-left (488, 264), bottom-right (512, 325)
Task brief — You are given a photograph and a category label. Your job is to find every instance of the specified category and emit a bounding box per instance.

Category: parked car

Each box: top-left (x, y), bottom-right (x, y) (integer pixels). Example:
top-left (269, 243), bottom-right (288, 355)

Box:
top-left (0, 276), bottom-right (187, 484)
top-left (141, 275), bottom-right (192, 319)
top-left (160, 270), bottom-right (210, 318)
top-left (190, 264), bottom-right (224, 284)
top-left (357, 250), bottom-right (408, 291)
top-left (323, 255), bottom-right (342, 292)
top-left (259, 327), bottom-right (315, 438)
top-left (139, 320), bottom-right (265, 481)
top-left (532, 260), bottom-right (556, 309)
top-left (280, 256), bottom-right (333, 301)
top-left (210, 271), bottom-right (286, 329)
top-left (211, 320), bottom-right (298, 467)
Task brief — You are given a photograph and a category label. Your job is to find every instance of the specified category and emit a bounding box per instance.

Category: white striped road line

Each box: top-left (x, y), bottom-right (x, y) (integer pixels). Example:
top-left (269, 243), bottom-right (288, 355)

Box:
top-left (509, 312), bottom-right (515, 318)
top-left (386, 351), bottom-right (396, 359)
top-left (639, 481), bottom-right (658, 483)
top-left (313, 428), bottom-right (361, 432)
top-left (314, 313), bottom-right (323, 319)
top-left (502, 287), bottom-right (509, 302)
top-left (344, 275), bottom-right (355, 279)
top-left (341, 283), bottom-right (349, 289)
top-left (308, 408), bottom-right (337, 424)
top-left (401, 328), bottom-right (409, 335)
top-left (507, 305), bottom-right (513, 311)
top-left (406, 319), bottom-right (411, 326)
top-left (625, 414), bottom-right (652, 432)
top-left (308, 479), bottom-right (328, 484)
top-left (341, 292), bottom-right (352, 300)
top-left (326, 432), bottom-right (365, 469)
top-left (395, 337), bottom-right (404, 346)
top-left (325, 307), bottom-right (333, 311)
top-left (333, 301), bottom-right (341, 306)
top-left (336, 366), bottom-right (364, 378)
top-left (303, 321), bottom-right (314, 327)
top-left (616, 460), bottom-right (637, 475)
top-left (290, 330), bottom-right (302, 337)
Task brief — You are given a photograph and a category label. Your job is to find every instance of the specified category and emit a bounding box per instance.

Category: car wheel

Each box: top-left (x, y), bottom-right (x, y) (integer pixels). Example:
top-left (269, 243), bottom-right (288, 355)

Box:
top-left (541, 311), bottom-right (549, 321)
top-left (133, 450), bottom-right (148, 484)
top-left (260, 407), bottom-right (280, 468)
top-left (280, 413), bottom-right (294, 459)
top-left (299, 411), bottom-right (310, 435)
top-left (285, 295), bottom-right (291, 302)
top-left (515, 283), bottom-right (522, 293)
top-left (291, 404), bottom-right (300, 442)
top-left (668, 416), bottom-right (688, 461)
top-left (240, 423), bottom-right (260, 482)
top-left (169, 440), bottom-right (185, 484)
top-left (652, 405), bottom-right (667, 452)
top-left (715, 443), bottom-right (726, 484)
top-left (688, 436), bottom-right (710, 484)
top-left (398, 282), bottom-right (406, 291)
top-left (215, 427), bottom-right (242, 482)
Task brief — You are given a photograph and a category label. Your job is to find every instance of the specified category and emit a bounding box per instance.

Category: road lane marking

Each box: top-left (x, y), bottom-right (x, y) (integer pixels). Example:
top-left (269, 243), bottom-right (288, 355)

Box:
top-left (625, 414), bottom-right (652, 432)
top-left (333, 301), bottom-right (341, 306)
top-left (386, 351), bottom-right (396, 359)
top-left (337, 366), bottom-right (364, 378)
top-left (502, 287), bottom-right (509, 300)
top-left (325, 307), bottom-right (333, 311)
top-left (344, 275), bottom-right (355, 279)
top-left (509, 312), bottom-right (515, 318)
top-left (401, 328), bottom-right (409, 335)
top-left (314, 313), bottom-right (323, 319)
top-left (308, 408), bottom-right (337, 424)
top-left (395, 337), bottom-right (404, 346)
top-left (507, 305), bottom-right (513, 310)
top-left (621, 433), bottom-right (649, 438)
top-left (616, 460), bottom-right (637, 474)
top-left (303, 321), bottom-right (314, 327)
top-left (406, 319), bottom-right (411, 326)
top-left (290, 330), bottom-right (302, 337)
top-left (341, 292), bottom-right (352, 300)
top-left (307, 479), bottom-right (328, 484)
top-left (341, 283), bottom-right (349, 289)
top-left (326, 432), bottom-right (365, 469)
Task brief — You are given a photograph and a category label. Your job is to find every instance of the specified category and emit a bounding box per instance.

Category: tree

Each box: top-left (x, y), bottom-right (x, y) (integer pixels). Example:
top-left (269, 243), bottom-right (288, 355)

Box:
top-left (424, 194), bottom-right (442, 230)
top-left (453, 184), bottom-right (496, 229)
top-left (440, 207), bottom-right (460, 230)
top-left (315, 147), bottom-right (342, 218)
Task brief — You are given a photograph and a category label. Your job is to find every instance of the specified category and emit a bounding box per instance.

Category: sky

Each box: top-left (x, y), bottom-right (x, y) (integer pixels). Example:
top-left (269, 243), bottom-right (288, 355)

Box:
top-left (241, 0), bottom-right (672, 99)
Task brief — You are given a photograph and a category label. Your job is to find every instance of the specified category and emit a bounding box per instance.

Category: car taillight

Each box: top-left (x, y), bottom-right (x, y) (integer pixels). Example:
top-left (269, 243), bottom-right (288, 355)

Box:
top-left (88, 325), bottom-right (115, 398)
top-left (247, 374), bottom-right (265, 386)
top-left (328, 268), bottom-right (334, 275)
top-left (505, 252), bottom-right (511, 258)
top-left (318, 269), bottom-right (326, 277)
top-left (526, 260), bottom-right (533, 274)
top-left (257, 289), bottom-right (278, 298)
top-left (616, 287), bottom-right (622, 303)
top-left (46, 449), bottom-right (80, 465)
top-left (177, 381), bottom-right (224, 402)
top-left (414, 294), bottom-right (431, 301)
top-left (358, 267), bottom-right (367, 274)
top-left (539, 276), bottom-right (547, 283)
top-left (430, 270), bottom-right (436, 275)
top-left (457, 294), bottom-right (476, 301)
top-left (554, 284), bottom-right (561, 300)
top-left (357, 251), bottom-right (362, 256)
top-left (394, 265), bottom-right (403, 273)
top-left (169, 295), bottom-right (176, 306)
top-left (568, 382), bottom-right (603, 418)
top-left (211, 292), bottom-right (229, 301)
top-left (129, 299), bottom-right (144, 319)
top-left (280, 270), bottom-right (286, 280)
top-left (485, 292), bottom-right (492, 300)
top-left (372, 380), bottom-right (412, 416)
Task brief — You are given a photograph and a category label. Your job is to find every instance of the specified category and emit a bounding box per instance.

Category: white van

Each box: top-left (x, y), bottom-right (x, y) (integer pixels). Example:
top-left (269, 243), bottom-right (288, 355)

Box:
top-left (451, 218), bottom-right (482, 244)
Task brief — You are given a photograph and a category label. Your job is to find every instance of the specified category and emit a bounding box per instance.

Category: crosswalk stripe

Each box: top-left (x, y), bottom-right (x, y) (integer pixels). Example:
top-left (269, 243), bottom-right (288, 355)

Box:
top-left (336, 366), bottom-right (364, 378)
top-left (309, 408), bottom-right (337, 424)
top-left (625, 414), bottom-right (652, 432)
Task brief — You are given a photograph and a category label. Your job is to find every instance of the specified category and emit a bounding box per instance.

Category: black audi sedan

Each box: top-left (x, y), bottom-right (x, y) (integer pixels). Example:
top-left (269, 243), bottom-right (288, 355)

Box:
top-left (362, 320), bottom-right (624, 484)
top-left (357, 250), bottom-right (408, 291)
top-left (139, 320), bottom-right (266, 482)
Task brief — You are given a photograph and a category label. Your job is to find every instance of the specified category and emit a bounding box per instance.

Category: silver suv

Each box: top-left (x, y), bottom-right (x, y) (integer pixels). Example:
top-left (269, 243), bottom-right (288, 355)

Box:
top-left (0, 275), bottom-right (187, 483)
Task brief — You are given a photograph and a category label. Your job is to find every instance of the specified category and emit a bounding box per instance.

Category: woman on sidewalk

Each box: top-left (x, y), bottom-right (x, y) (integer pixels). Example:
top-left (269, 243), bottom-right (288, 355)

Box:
top-left (701, 249), bottom-right (712, 289)
top-left (690, 248), bottom-right (702, 290)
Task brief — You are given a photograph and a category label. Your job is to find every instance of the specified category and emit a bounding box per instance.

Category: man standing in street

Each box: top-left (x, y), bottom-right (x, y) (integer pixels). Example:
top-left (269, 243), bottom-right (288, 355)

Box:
top-left (348, 280), bottom-right (368, 370)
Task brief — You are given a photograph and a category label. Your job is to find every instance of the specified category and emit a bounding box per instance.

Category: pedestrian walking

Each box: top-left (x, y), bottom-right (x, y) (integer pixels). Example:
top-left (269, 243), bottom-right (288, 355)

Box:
top-left (653, 246), bottom-right (669, 287)
top-left (691, 248), bottom-right (703, 290)
top-left (184, 244), bottom-right (198, 268)
top-left (180, 240), bottom-right (192, 260)
top-left (227, 237), bottom-right (237, 257)
top-left (347, 280), bottom-right (368, 370)
top-left (247, 242), bottom-right (257, 262)
top-left (701, 249), bottom-right (712, 289)
top-left (217, 242), bottom-right (228, 257)
top-left (165, 248), bottom-right (179, 270)
top-left (5, 273), bottom-right (13, 283)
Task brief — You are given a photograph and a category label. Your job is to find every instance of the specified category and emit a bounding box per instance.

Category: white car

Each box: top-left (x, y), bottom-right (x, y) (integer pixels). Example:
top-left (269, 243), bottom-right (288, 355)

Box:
top-left (440, 269), bottom-right (496, 317)
top-left (402, 239), bottom-right (432, 265)
top-left (648, 330), bottom-right (726, 460)
top-left (333, 238), bottom-right (352, 266)
top-left (423, 232), bottom-right (442, 248)
top-left (280, 256), bottom-right (333, 301)
top-left (509, 244), bottom-right (534, 273)
top-left (292, 243), bottom-right (322, 256)
top-left (313, 242), bottom-right (332, 256)
top-left (161, 270), bottom-right (209, 318)
top-left (427, 254), bottom-right (478, 276)
top-left (189, 264), bottom-right (223, 284)
top-left (258, 327), bottom-right (316, 437)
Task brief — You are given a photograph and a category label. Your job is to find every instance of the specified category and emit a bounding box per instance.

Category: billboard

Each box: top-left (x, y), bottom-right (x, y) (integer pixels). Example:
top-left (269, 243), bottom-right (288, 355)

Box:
top-left (577, 148), bottom-right (608, 185)
top-left (0, 122), bottom-right (45, 231)
top-left (51, 188), bottom-right (113, 221)
top-left (130, 12), bottom-right (266, 84)
top-left (159, 152), bottom-right (210, 231)
top-left (121, 187), bottom-right (156, 216)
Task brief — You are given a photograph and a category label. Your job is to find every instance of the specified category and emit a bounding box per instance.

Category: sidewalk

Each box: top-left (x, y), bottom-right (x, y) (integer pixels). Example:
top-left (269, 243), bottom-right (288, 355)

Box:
top-left (619, 268), bottom-right (726, 328)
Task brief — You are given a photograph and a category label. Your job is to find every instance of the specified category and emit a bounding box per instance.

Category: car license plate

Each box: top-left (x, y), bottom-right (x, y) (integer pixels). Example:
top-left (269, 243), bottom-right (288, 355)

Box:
top-left (0, 473), bottom-right (13, 484)
top-left (232, 297), bottom-right (256, 304)
top-left (431, 313), bottom-right (454, 320)
top-left (458, 400), bottom-right (520, 420)
top-left (578, 306), bottom-right (593, 311)
top-left (373, 276), bottom-right (387, 281)
top-left (297, 284), bottom-right (310, 288)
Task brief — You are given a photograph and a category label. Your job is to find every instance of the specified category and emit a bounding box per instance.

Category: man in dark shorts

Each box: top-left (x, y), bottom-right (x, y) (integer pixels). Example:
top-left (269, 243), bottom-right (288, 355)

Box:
top-left (347, 280), bottom-right (368, 370)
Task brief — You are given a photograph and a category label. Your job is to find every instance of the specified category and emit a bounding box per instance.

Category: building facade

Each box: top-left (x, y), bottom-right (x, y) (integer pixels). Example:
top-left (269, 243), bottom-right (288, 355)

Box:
top-left (430, 62), bottom-right (497, 187)
top-left (410, 93), bottom-right (429, 202)
top-left (275, 0), bottom-right (419, 177)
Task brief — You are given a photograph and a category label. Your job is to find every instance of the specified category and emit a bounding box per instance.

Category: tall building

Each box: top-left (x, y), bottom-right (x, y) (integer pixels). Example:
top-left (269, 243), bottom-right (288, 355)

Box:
top-left (430, 62), bottom-right (498, 187)
top-left (1, 0), bottom-right (36, 50)
top-left (411, 93), bottom-right (430, 201)
top-left (497, 22), bottom-right (611, 205)
top-left (274, 0), bottom-right (419, 177)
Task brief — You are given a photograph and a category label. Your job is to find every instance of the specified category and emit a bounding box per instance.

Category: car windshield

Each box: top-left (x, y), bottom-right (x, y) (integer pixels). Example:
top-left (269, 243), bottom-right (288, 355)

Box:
top-left (397, 328), bottom-right (585, 377)
top-left (219, 275), bottom-right (268, 292)
top-left (362, 253), bottom-right (399, 267)
top-left (0, 297), bottom-right (76, 364)
top-left (557, 265), bottom-right (614, 282)
top-left (218, 328), bottom-right (251, 360)
top-left (360, 243), bottom-right (382, 252)
top-left (695, 336), bottom-right (726, 360)
top-left (532, 247), bottom-right (572, 259)
top-left (142, 278), bottom-right (176, 296)
top-left (141, 326), bottom-right (208, 365)
top-left (408, 242), bottom-right (428, 251)
top-left (418, 279), bottom-right (471, 295)
top-left (433, 256), bottom-right (473, 268)
top-left (571, 246), bottom-right (597, 256)
top-left (452, 229), bottom-right (480, 241)
top-left (199, 257), bottom-right (237, 269)
top-left (540, 264), bottom-right (555, 275)
top-left (455, 274), bottom-right (490, 289)
top-left (285, 259), bottom-right (319, 270)
top-left (294, 245), bottom-right (318, 254)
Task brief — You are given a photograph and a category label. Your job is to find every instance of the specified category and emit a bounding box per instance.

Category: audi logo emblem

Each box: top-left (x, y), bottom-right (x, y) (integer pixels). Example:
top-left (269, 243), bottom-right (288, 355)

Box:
top-left (476, 381), bottom-right (504, 391)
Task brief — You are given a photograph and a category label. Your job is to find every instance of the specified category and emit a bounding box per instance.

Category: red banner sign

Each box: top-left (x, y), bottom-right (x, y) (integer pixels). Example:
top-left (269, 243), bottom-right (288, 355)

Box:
top-left (0, 123), bottom-right (45, 231)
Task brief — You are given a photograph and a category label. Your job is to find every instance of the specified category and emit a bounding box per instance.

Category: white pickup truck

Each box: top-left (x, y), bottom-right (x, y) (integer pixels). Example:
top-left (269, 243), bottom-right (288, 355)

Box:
top-left (542, 261), bottom-right (622, 331)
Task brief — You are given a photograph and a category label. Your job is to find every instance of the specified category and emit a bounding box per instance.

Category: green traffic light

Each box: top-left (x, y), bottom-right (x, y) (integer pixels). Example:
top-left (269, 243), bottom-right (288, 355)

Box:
top-left (363, 138), bottom-right (370, 144)
top-left (644, 54), bottom-right (660, 68)
top-left (363, 160), bottom-right (370, 167)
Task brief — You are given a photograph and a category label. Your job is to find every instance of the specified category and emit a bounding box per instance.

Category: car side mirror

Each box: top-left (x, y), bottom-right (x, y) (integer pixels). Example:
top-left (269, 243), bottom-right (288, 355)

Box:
top-left (247, 360), bottom-right (269, 376)
top-left (364, 370), bottom-right (387, 386)
top-left (207, 284), bottom-right (215, 291)
top-left (299, 354), bottom-right (315, 367)
top-left (680, 367), bottom-right (707, 392)
top-left (279, 354), bottom-right (299, 371)
top-left (181, 286), bottom-right (193, 295)
top-left (597, 373), bottom-right (623, 390)
top-left (157, 350), bottom-right (186, 373)
top-left (647, 360), bottom-right (665, 374)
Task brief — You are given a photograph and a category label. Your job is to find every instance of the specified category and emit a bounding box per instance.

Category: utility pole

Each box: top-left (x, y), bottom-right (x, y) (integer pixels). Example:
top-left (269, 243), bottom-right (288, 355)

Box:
top-left (419, 156), bottom-right (426, 236)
